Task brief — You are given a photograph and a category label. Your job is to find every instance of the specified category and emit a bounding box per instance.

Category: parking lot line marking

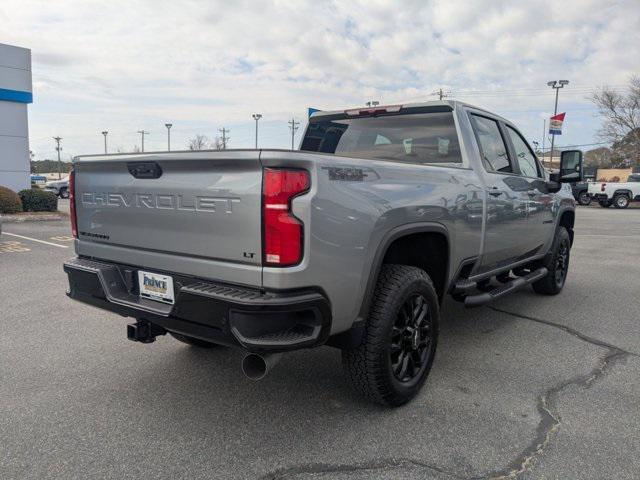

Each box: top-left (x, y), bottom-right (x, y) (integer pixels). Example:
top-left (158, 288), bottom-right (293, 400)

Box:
top-left (50, 235), bottom-right (75, 242)
top-left (2, 232), bottom-right (69, 249)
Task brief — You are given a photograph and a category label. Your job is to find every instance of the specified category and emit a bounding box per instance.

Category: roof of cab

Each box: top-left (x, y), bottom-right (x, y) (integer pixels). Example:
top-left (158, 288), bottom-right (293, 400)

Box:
top-left (310, 100), bottom-right (511, 124)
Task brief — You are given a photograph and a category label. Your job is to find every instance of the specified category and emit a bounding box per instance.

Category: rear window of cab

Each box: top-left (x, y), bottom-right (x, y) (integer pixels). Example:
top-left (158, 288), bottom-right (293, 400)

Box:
top-left (301, 112), bottom-right (462, 166)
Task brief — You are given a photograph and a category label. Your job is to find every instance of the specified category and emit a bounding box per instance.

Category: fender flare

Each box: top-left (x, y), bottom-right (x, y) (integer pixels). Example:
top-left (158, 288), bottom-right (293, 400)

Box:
top-left (356, 222), bottom-right (450, 321)
top-left (612, 189), bottom-right (632, 198)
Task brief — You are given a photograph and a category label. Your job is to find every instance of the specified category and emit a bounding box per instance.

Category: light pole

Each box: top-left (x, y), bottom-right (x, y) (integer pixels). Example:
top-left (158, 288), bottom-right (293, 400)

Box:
top-left (547, 80), bottom-right (569, 167)
top-left (252, 114), bottom-right (262, 148)
top-left (137, 130), bottom-right (149, 152)
top-left (101, 131), bottom-right (108, 154)
top-left (53, 136), bottom-right (62, 179)
top-left (165, 123), bottom-right (172, 151)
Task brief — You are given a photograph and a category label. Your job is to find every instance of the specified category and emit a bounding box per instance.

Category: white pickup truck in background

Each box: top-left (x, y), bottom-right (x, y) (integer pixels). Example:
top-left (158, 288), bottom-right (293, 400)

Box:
top-left (588, 174), bottom-right (640, 208)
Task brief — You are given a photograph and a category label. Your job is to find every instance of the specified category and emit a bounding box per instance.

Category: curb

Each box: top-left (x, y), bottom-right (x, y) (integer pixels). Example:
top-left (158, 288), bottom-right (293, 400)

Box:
top-left (0, 212), bottom-right (67, 223)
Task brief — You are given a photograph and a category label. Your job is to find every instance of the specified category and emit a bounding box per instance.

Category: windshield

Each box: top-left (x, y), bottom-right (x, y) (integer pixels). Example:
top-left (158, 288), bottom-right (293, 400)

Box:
top-left (300, 112), bottom-right (462, 165)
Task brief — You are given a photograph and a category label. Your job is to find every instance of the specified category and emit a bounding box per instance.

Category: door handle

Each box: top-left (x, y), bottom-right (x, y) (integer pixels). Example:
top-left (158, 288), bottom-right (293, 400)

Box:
top-left (488, 187), bottom-right (503, 197)
top-left (527, 190), bottom-right (537, 197)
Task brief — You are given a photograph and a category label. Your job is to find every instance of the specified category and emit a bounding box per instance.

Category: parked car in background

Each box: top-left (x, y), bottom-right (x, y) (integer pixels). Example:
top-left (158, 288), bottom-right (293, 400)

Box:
top-left (571, 181), bottom-right (591, 205)
top-left (588, 174), bottom-right (640, 208)
top-left (44, 178), bottom-right (70, 198)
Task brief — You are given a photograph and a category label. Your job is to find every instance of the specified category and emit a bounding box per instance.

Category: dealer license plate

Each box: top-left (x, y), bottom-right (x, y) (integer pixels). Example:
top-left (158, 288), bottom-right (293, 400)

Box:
top-left (138, 270), bottom-right (175, 304)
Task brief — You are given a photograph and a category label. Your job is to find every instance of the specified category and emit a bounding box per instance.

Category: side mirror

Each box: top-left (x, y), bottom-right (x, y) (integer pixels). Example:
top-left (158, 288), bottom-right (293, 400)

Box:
top-left (551, 150), bottom-right (583, 183)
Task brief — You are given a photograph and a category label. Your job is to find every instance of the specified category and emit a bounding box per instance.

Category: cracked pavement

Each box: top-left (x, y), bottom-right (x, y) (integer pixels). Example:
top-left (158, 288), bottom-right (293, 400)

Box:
top-left (1, 207), bottom-right (639, 479)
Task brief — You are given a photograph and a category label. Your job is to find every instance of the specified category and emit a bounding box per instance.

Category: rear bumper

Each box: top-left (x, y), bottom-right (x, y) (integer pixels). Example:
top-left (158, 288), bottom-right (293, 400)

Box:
top-left (63, 257), bottom-right (332, 353)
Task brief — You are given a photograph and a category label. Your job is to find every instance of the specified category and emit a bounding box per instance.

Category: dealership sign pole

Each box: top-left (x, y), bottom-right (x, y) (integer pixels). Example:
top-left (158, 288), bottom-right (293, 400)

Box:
top-left (546, 80), bottom-right (569, 167)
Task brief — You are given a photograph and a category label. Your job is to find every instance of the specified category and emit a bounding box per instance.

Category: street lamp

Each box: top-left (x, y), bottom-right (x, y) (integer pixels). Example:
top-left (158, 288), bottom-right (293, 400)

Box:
top-left (252, 114), bottom-right (262, 148)
top-left (101, 131), bottom-right (108, 154)
top-left (165, 123), bottom-right (172, 151)
top-left (546, 80), bottom-right (569, 167)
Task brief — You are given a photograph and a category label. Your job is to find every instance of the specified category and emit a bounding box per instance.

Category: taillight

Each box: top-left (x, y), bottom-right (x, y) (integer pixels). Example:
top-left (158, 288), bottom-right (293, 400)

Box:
top-left (69, 169), bottom-right (78, 238)
top-left (601, 183), bottom-right (606, 192)
top-left (263, 168), bottom-right (309, 266)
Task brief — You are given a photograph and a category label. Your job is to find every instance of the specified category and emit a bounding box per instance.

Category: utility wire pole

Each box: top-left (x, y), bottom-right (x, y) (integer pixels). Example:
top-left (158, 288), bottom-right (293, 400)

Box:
top-left (165, 124), bottom-right (172, 151)
top-left (137, 130), bottom-right (149, 152)
top-left (546, 80), bottom-right (569, 168)
top-left (288, 118), bottom-right (300, 150)
top-left (101, 131), bottom-right (108, 154)
top-left (218, 127), bottom-right (229, 149)
top-left (432, 88), bottom-right (451, 100)
top-left (53, 136), bottom-right (63, 179)
top-left (252, 114), bottom-right (262, 149)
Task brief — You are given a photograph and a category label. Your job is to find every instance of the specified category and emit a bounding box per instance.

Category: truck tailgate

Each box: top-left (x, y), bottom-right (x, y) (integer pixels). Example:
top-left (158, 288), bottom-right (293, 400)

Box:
top-left (74, 152), bottom-right (263, 284)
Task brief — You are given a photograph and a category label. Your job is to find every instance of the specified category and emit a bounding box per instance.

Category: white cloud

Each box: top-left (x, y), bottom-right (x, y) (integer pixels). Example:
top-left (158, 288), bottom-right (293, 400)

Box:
top-left (0, 0), bottom-right (638, 158)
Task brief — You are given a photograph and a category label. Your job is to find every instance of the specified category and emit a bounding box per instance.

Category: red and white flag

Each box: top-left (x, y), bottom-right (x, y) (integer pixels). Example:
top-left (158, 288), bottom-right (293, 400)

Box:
top-left (549, 112), bottom-right (565, 135)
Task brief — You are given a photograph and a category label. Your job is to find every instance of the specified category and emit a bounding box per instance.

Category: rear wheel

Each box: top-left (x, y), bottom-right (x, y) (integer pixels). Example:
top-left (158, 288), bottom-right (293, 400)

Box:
top-left (342, 264), bottom-right (439, 407)
top-left (613, 194), bottom-right (630, 209)
top-left (59, 187), bottom-right (69, 199)
top-left (170, 332), bottom-right (219, 348)
top-left (532, 227), bottom-right (571, 295)
top-left (577, 191), bottom-right (591, 206)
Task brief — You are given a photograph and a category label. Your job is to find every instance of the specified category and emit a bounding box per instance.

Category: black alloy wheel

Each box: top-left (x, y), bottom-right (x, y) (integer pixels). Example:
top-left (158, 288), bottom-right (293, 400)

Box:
top-left (554, 239), bottom-right (570, 289)
top-left (390, 294), bottom-right (434, 383)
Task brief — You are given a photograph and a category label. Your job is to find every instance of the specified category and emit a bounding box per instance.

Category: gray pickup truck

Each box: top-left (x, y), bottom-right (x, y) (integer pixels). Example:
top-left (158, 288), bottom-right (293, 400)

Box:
top-left (64, 101), bottom-right (582, 406)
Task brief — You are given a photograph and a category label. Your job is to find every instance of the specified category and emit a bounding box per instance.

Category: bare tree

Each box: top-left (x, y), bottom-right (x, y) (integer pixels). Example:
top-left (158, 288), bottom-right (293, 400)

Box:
top-left (584, 147), bottom-right (612, 168)
top-left (188, 134), bottom-right (210, 151)
top-left (211, 136), bottom-right (224, 150)
top-left (591, 76), bottom-right (640, 166)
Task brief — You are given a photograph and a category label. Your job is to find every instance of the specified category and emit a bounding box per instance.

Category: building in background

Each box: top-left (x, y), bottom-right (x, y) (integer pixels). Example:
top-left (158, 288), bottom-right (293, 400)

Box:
top-left (0, 43), bottom-right (32, 192)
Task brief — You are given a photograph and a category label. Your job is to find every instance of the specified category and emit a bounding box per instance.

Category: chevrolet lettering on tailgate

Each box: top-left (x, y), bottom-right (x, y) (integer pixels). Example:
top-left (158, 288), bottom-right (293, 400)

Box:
top-left (80, 192), bottom-right (240, 213)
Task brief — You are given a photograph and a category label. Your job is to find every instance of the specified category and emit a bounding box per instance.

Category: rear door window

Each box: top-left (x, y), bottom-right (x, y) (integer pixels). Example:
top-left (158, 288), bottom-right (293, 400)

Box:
top-left (469, 114), bottom-right (513, 174)
top-left (300, 112), bottom-right (462, 166)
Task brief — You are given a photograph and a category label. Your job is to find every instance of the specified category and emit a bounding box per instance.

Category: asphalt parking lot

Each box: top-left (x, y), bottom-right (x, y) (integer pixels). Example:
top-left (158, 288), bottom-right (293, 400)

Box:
top-left (1, 207), bottom-right (639, 480)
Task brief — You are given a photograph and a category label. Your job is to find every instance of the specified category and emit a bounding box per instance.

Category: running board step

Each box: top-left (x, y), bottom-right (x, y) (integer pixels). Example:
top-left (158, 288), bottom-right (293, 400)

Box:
top-left (464, 267), bottom-right (548, 308)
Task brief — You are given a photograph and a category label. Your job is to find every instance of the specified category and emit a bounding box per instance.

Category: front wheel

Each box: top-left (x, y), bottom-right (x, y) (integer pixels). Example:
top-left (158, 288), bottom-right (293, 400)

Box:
top-left (577, 191), bottom-right (591, 206)
top-left (342, 264), bottom-right (439, 407)
top-left (59, 187), bottom-right (69, 199)
top-left (532, 227), bottom-right (571, 295)
top-left (613, 194), bottom-right (630, 209)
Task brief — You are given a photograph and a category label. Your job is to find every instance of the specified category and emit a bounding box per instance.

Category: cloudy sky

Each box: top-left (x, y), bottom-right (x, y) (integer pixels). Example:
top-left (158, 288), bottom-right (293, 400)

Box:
top-left (1, 0), bottom-right (639, 160)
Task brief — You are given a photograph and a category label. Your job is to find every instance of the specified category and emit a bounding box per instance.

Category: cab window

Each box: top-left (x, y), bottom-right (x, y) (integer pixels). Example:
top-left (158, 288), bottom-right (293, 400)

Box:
top-left (470, 114), bottom-right (513, 173)
top-left (506, 126), bottom-right (541, 178)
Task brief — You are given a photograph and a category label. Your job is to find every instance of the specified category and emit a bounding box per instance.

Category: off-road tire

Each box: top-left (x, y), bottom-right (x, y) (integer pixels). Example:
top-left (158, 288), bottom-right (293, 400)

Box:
top-left (613, 194), bottom-right (630, 209)
top-left (532, 227), bottom-right (571, 295)
top-left (170, 332), bottom-right (219, 348)
top-left (342, 264), bottom-right (439, 407)
top-left (577, 191), bottom-right (591, 206)
top-left (59, 187), bottom-right (69, 199)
